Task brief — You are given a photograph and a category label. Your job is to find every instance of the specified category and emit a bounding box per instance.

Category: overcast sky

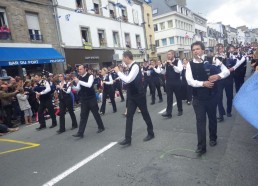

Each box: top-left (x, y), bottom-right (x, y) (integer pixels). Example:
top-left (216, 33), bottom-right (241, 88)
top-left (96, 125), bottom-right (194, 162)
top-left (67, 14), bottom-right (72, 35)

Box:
top-left (187, 0), bottom-right (258, 29)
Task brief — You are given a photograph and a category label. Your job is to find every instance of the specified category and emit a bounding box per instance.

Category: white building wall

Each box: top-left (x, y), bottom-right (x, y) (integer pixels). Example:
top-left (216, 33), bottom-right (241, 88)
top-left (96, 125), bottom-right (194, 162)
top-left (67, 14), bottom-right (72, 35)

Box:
top-left (56, 0), bottom-right (145, 49)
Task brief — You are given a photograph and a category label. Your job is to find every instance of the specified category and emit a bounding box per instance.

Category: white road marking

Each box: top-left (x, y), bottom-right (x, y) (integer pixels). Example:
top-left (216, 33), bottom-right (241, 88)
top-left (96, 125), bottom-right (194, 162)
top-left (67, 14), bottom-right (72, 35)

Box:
top-left (158, 102), bottom-right (177, 114)
top-left (42, 142), bottom-right (117, 186)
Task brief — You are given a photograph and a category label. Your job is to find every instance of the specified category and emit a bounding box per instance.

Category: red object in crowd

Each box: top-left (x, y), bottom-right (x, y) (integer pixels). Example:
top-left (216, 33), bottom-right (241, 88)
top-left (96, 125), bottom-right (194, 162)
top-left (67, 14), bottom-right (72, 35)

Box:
top-left (0, 26), bottom-right (10, 32)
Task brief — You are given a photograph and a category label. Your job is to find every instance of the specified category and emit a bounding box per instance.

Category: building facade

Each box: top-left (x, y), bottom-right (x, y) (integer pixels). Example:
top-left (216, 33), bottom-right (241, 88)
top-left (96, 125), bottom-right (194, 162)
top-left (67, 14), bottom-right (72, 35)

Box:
top-left (152, 0), bottom-right (194, 61)
top-left (0, 0), bottom-right (64, 76)
top-left (56, 0), bottom-right (147, 69)
top-left (192, 12), bottom-right (207, 47)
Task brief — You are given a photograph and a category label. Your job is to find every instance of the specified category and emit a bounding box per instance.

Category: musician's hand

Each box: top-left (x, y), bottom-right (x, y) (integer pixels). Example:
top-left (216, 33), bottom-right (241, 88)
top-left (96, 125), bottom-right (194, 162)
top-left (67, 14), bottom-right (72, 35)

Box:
top-left (103, 81), bottom-right (106, 84)
top-left (208, 75), bottom-right (221, 83)
top-left (229, 68), bottom-right (234, 72)
top-left (36, 92), bottom-right (41, 98)
top-left (56, 85), bottom-right (61, 89)
top-left (14, 90), bottom-right (19, 94)
top-left (203, 81), bottom-right (214, 88)
top-left (114, 66), bottom-right (120, 73)
top-left (73, 77), bottom-right (79, 83)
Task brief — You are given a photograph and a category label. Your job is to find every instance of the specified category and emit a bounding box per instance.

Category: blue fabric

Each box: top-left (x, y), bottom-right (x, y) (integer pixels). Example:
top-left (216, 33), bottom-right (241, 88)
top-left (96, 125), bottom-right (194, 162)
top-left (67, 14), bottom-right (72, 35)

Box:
top-left (0, 47), bottom-right (65, 66)
top-left (233, 72), bottom-right (258, 129)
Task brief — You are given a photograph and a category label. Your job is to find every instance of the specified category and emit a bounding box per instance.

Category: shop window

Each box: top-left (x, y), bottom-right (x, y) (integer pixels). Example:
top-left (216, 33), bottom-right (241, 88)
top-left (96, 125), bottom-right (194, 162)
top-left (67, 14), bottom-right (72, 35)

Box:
top-left (136, 34), bottom-right (141, 48)
top-left (113, 31), bottom-right (120, 47)
top-left (121, 8), bottom-right (128, 22)
top-left (26, 12), bottom-right (43, 41)
top-left (125, 33), bottom-right (131, 48)
top-left (109, 2), bottom-right (116, 19)
top-left (98, 29), bottom-right (106, 47)
top-left (0, 8), bottom-right (11, 40)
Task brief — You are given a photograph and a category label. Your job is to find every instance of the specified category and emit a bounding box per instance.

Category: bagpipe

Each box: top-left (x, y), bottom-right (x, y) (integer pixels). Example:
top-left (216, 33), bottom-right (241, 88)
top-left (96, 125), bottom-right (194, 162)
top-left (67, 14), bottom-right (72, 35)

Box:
top-left (198, 56), bottom-right (221, 77)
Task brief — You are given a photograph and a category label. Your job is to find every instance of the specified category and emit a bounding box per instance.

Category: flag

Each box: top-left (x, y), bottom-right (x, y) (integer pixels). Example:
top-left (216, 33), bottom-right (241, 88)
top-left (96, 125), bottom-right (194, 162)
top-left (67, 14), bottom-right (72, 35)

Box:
top-left (233, 72), bottom-right (258, 129)
top-left (185, 32), bottom-right (189, 39)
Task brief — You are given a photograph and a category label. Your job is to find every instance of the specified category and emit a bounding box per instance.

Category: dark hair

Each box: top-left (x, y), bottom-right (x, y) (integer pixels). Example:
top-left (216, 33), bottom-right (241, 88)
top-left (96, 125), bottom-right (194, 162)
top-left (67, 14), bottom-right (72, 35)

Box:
top-left (167, 50), bottom-right (175, 55)
top-left (34, 73), bottom-right (42, 77)
top-left (216, 43), bottom-right (224, 48)
top-left (123, 50), bottom-right (133, 60)
top-left (191, 41), bottom-right (205, 51)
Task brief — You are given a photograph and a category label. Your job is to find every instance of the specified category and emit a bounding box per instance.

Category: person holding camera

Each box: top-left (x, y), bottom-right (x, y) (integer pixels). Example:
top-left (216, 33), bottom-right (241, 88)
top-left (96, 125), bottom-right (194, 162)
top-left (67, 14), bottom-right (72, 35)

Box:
top-left (34, 73), bottom-right (57, 130)
top-left (56, 74), bottom-right (78, 134)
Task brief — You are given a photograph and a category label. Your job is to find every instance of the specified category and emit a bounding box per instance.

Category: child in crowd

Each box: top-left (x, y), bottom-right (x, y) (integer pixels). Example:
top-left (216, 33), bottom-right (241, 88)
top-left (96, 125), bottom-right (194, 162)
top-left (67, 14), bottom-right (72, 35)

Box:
top-left (16, 88), bottom-right (33, 125)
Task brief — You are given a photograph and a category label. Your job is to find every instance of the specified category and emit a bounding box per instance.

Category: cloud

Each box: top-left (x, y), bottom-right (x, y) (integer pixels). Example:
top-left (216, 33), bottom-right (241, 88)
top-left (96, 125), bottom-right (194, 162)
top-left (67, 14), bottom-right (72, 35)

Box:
top-left (187, 0), bottom-right (258, 28)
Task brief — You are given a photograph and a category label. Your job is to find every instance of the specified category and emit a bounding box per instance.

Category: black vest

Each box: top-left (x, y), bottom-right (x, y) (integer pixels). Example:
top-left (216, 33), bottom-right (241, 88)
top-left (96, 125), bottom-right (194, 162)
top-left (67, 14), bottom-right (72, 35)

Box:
top-left (190, 61), bottom-right (217, 100)
top-left (235, 54), bottom-right (247, 76)
top-left (36, 80), bottom-right (51, 100)
top-left (58, 83), bottom-right (71, 100)
top-left (166, 59), bottom-right (180, 83)
top-left (142, 66), bottom-right (149, 79)
top-left (78, 73), bottom-right (96, 100)
top-left (127, 63), bottom-right (144, 98)
top-left (103, 74), bottom-right (113, 90)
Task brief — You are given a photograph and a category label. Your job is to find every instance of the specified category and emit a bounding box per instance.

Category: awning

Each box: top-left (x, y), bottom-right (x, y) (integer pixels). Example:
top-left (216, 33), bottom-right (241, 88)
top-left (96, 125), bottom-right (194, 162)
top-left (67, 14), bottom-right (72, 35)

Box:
top-left (0, 47), bottom-right (65, 66)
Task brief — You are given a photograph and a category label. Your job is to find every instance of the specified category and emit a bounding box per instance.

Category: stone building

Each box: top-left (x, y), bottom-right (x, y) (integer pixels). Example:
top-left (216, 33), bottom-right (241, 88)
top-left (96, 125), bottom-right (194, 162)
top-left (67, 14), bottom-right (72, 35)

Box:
top-left (0, 0), bottom-right (64, 77)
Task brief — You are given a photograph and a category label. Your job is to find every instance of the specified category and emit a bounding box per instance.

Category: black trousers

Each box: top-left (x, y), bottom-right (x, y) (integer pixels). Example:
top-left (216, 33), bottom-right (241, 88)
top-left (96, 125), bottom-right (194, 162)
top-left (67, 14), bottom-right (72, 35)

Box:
top-left (100, 88), bottom-right (117, 114)
top-left (143, 78), bottom-right (152, 95)
top-left (59, 95), bottom-right (78, 131)
top-left (234, 74), bottom-right (245, 93)
top-left (3, 105), bottom-right (13, 128)
top-left (181, 80), bottom-right (193, 102)
top-left (217, 78), bottom-right (234, 116)
top-left (125, 95), bottom-right (154, 141)
top-left (78, 97), bottom-right (104, 135)
top-left (38, 98), bottom-right (57, 127)
top-left (113, 81), bottom-right (124, 101)
top-left (166, 82), bottom-right (183, 114)
top-left (150, 78), bottom-right (162, 103)
top-left (192, 95), bottom-right (218, 150)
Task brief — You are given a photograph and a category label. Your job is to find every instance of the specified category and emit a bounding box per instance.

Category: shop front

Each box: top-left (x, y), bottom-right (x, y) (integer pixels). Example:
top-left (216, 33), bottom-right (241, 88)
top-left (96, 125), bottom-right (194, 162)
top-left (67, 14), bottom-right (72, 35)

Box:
top-left (64, 48), bottom-right (114, 70)
top-left (0, 47), bottom-right (65, 77)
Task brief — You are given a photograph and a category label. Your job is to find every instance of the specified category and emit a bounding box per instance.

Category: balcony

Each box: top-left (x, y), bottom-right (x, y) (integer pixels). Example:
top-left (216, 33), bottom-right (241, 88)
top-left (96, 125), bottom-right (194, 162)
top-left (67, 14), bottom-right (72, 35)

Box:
top-left (30, 34), bottom-right (43, 41)
top-left (0, 32), bottom-right (12, 40)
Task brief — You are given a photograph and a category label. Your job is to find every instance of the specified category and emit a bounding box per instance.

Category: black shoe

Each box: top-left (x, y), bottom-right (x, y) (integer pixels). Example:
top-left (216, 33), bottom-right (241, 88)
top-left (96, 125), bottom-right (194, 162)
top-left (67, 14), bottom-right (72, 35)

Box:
top-left (99, 112), bottom-right (104, 116)
top-left (36, 126), bottom-right (46, 131)
top-left (119, 139), bottom-right (131, 146)
top-left (209, 140), bottom-right (217, 147)
top-left (161, 113), bottom-right (172, 118)
top-left (49, 124), bottom-right (57, 128)
top-left (97, 128), bottom-right (105, 133)
top-left (177, 111), bottom-right (183, 116)
top-left (71, 126), bottom-right (78, 130)
top-left (143, 134), bottom-right (155, 142)
top-left (227, 113), bottom-right (232, 117)
top-left (217, 116), bottom-right (224, 122)
top-left (187, 101), bottom-right (191, 105)
top-left (150, 102), bottom-right (155, 105)
top-left (72, 133), bottom-right (84, 138)
top-left (158, 99), bottom-right (163, 103)
top-left (56, 130), bottom-right (65, 134)
top-left (195, 148), bottom-right (206, 156)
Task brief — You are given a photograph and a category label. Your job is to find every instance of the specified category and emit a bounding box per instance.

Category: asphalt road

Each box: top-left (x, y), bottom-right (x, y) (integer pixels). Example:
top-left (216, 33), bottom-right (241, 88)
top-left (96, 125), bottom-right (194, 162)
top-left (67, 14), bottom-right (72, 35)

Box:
top-left (1, 85), bottom-right (258, 186)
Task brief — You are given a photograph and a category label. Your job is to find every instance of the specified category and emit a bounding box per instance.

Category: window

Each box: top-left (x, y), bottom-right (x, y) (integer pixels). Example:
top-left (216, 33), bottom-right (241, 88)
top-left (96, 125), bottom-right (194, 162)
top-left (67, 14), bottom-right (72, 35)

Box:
top-left (108, 2), bottom-right (116, 19)
top-left (125, 33), bottom-right (131, 48)
top-left (75, 0), bottom-right (83, 11)
top-left (154, 24), bottom-right (158, 31)
top-left (169, 37), bottom-right (174, 44)
top-left (168, 20), bottom-right (173, 28)
top-left (161, 38), bottom-right (167, 46)
top-left (122, 8), bottom-right (128, 22)
top-left (155, 40), bottom-right (159, 47)
top-left (0, 8), bottom-right (11, 40)
top-left (175, 20), bottom-right (178, 28)
top-left (81, 27), bottom-right (90, 44)
top-left (160, 22), bottom-right (165, 30)
top-left (98, 29), bottom-right (106, 47)
top-left (136, 35), bottom-right (141, 48)
top-left (26, 12), bottom-right (42, 41)
top-left (132, 9), bottom-right (139, 24)
top-left (181, 7), bottom-right (183, 14)
top-left (149, 35), bottom-right (152, 45)
top-left (93, 0), bottom-right (100, 14)
top-left (181, 22), bottom-right (183, 29)
top-left (113, 31), bottom-right (120, 47)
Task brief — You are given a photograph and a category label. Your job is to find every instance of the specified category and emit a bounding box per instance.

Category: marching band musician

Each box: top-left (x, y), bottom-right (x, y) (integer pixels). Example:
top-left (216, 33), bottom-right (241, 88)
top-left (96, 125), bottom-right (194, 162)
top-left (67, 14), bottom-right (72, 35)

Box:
top-left (56, 74), bottom-right (78, 134)
top-left (99, 68), bottom-right (117, 115)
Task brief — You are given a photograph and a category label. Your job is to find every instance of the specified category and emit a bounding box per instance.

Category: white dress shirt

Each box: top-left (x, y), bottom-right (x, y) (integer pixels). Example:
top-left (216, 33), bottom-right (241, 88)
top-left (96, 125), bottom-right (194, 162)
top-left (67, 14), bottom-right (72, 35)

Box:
top-left (186, 55), bottom-right (230, 88)
top-left (39, 80), bottom-right (51, 95)
top-left (59, 81), bottom-right (71, 94)
top-left (117, 61), bottom-right (139, 84)
top-left (73, 72), bottom-right (94, 91)
top-left (156, 58), bottom-right (183, 74)
top-left (103, 74), bottom-right (113, 85)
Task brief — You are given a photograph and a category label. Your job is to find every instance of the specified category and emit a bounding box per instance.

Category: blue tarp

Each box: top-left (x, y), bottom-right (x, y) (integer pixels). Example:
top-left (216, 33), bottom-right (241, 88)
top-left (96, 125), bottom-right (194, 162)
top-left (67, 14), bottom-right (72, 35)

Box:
top-left (0, 47), bottom-right (65, 66)
top-left (233, 72), bottom-right (258, 129)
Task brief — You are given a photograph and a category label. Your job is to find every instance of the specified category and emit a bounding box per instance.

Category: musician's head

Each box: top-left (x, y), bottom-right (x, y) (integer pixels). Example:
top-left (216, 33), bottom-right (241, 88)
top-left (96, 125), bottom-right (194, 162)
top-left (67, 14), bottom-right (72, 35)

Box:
top-left (143, 61), bottom-right (148, 67)
top-left (58, 73), bottom-right (65, 81)
top-left (182, 58), bottom-right (189, 65)
top-left (228, 45), bottom-right (235, 53)
top-left (34, 73), bottom-right (43, 82)
top-left (122, 51), bottom-right (134, 65)
top-left (167, 50), bottom-right (175, 60)
top-left (0, 84), bottom-right (8, 91)
top-left (216, 43), bottom-right (224, 54)
top-left (191, 41), bottom-right (205, 58)
top-left (78, 65), bottom-right (87, 76)
top-left (101, 68), bottom-right (108, 76)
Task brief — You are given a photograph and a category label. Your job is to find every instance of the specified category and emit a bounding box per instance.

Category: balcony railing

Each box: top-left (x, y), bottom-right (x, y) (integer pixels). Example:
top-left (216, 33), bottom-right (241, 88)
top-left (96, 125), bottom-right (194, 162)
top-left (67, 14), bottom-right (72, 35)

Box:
top-left (0, 32), bottom-right (12, 40)
top-left (30, 34), bottom-right (43, 41)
